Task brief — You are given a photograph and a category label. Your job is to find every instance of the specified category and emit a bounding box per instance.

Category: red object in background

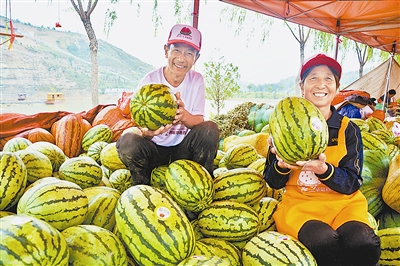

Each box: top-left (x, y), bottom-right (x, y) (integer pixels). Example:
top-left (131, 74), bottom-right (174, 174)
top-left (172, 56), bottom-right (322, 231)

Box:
top-left (55, 22), bottom-right (62, 28)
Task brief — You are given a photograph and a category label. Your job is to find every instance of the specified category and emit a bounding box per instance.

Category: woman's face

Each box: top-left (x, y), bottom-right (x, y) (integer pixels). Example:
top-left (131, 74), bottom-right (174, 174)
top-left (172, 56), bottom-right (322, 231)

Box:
top-left (300, 65), bottom-right (339, 110)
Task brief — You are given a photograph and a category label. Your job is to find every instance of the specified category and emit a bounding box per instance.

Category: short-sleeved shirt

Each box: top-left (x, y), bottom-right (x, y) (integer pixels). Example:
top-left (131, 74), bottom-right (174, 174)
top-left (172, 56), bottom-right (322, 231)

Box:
top-left (136, 67), bottom-right (205, 146)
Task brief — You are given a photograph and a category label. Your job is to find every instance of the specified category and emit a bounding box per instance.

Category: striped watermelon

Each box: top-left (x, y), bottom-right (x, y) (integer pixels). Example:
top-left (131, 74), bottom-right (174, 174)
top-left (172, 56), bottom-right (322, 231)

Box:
top-left (115, 185), bottom-right (195, 265)
top-left (2, 137), bottom-right (32, 152)
top-left (382, 154), bottom-right (400, 213)
top-left (221, 144), bottom-right (259, 169)
top-left (213, 167), bottom-right (229, 178)
top-left (109, 169), bottom-right (133, 193)
top-left (178, 255), bottom-right (230, 266)
top-left (150, 165), bottom-right (168, 189)
top-left (213, 168), bottom-right (266, 205)
top-left (269, 97), bottom-right (328, 165)
top-left (361, 131), bottom-right (388, 153)
top-left (213, 150), bottom-right (225, 168)
top-left (15, 149), bottom-right (53, 184)
top-left (191, 219), bottom-right (205, 241)
top-left (25, 141), bottom-right (67, 172)
top-left (242, 230), bottom-right (317, 265)
top-left (0, 214), bottom-right (69, 265)
top-left (83, 186), bottom-right (121, 201)
top-left (250, 196), bottom-right (279, 232)
top-left (0, 152), bottom-right (27, 211)
top-left (130, 83), bottom-right (178, 131)
top-left (191, 241), bottom-right (217, 257)
top-left (100, 142), bottom-right (127, 171)
top-left (247, 157), bottom-right (266, 174)
top-left (81, 124), bottom-right (113, 152)
top-left (165, 159), bottom-right (215, 213)
top-left (371, 129), bottom-right (396, 145)
top-left (58, 156), bottom-right (103, 189)
top-left (86, 141), bottom-right (108, 164)
top-left (0, 210), bottom-right (15, 218)
top-left (349, 118), bottom-right (369, 132)
top-left (83, 192), bottom-right (119, 231)
top-left (366, 116), bottom-right (386, 132)
top-left (197, 238), bottom-right (241, 266)
top-left (62, 224), bottom-right (128, 265)
top-left (378, 206), bottom-right (400, 230)
top-left (197, 200), bottom-right (260, 242)
top-left (17, 178), bottom-right (88, 231)
top-left (377, 227), bottom-right (400, 265)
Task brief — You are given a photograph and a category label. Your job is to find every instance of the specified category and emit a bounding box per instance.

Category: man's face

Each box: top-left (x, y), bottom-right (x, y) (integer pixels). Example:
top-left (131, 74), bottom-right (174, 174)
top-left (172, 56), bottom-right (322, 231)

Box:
top-left (164, 43), bottom-right (199, 75)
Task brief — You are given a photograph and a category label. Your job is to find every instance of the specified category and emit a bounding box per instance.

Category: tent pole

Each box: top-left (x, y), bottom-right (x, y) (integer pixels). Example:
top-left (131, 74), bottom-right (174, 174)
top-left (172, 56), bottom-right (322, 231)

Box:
top-left (381, 44), bottom-right (396, 115)
top-left (192, 0), bottom-right (200, 29)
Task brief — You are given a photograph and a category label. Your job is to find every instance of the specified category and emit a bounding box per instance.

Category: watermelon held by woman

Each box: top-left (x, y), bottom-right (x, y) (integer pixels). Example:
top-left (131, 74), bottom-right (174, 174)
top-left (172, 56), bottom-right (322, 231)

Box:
top-left (269, 97), bottom-right (329, 165)
top-left (130, 83), bottom-right (178, 131)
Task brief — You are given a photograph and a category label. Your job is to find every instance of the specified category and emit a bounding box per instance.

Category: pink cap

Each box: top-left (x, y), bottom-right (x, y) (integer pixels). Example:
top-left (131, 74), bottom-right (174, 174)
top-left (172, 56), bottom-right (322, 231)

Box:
top-left (167, 24), bottom-right (202, 51)
top-left (300, 54), bottom-right (342, 80)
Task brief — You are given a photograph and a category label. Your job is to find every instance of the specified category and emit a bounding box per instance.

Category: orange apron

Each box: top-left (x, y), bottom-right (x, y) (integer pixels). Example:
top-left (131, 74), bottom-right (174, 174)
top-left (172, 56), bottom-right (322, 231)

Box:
top-left (273, 116), bottom-right (372, 239)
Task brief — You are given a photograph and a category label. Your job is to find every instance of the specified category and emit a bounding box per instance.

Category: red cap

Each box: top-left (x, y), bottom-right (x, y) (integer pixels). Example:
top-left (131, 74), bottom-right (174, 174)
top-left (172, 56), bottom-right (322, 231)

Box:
top-left (300, 54), bottom-right (342, 80)
top-left (167, 24), bottom-right (202, 51)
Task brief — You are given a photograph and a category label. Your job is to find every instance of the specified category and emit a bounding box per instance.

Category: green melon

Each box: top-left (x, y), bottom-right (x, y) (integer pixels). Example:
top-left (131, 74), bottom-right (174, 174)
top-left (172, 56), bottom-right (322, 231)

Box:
top-left (2, 137), bottom-right (32, 152)
top-left (0, 152), bottom-right (27, 211)
top-left (0, 214), bottom-right (69, 265)
top-left (269, 97), bottom-right (328, 165)
top-left (81, 124), bottom-right (113, 152)
top-left (130, 83), bottom-right (177, 130)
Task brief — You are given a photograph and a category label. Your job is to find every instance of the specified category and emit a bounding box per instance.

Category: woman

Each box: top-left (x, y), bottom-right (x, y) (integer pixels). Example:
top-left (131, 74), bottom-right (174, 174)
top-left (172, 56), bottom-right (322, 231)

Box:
top-left (263, 54), bottom-right (381, 266)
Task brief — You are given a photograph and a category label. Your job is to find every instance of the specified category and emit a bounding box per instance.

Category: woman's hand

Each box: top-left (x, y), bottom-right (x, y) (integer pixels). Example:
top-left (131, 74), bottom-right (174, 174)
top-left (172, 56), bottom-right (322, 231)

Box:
top-left (268, 137), bottom-right (328, 173)
top-left (296, 153), bottom-right (328, 175)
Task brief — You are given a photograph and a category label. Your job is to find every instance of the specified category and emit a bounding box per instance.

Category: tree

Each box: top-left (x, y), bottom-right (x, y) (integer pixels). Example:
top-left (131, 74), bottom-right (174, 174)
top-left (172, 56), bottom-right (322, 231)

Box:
top-left (203, 55), bottom-right (241, 115)
top-left (69, 0), bottom-right (100, 106)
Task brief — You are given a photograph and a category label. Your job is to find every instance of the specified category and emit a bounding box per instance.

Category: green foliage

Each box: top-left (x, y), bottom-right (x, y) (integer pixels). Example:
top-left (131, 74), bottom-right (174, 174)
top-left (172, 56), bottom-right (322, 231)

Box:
top-left (211, 102), bottom-right (255, 139)
top-left (204, 55), bottom-right (241, 115)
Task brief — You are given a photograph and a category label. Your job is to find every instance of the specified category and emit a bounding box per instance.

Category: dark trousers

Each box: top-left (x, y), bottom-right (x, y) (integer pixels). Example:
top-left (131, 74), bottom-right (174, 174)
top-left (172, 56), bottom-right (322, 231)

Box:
top-left (298, 220), bottom-right (381, 266)
top-left (116, 121), bottom-right (220, 185)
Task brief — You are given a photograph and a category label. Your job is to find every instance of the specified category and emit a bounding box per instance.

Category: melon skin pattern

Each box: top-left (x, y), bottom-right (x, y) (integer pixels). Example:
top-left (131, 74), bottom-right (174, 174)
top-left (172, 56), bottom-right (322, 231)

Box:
top-left (0, 214), bottom-right (69, 266)
top-left (130, 83), bottom-right (177, 131)
top-left (0, 152), bottom-right (27, 211)
top-left (242, 230), bottom-right (317, 266)
top-left (115, 185), bottom-right (195, 266)
top-left (269, 97), bottom-right (329, 165)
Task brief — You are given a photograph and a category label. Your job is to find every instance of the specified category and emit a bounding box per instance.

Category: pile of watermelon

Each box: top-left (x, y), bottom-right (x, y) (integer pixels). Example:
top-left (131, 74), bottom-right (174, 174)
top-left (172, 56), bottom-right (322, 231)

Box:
top-left (1, 95), bottom-right (400, 265)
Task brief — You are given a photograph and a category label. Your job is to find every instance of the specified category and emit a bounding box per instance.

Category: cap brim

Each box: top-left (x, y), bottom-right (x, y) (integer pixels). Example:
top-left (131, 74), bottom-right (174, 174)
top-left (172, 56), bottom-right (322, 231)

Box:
top-left (167, 40), bottom-right (200, 51)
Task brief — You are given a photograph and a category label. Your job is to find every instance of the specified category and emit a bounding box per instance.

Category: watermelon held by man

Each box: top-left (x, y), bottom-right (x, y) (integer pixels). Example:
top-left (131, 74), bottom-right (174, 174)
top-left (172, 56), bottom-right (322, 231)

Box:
top-left (269, 96), bottom-right (329, 165)
top-left (130, 84), bottom-right (178, 131)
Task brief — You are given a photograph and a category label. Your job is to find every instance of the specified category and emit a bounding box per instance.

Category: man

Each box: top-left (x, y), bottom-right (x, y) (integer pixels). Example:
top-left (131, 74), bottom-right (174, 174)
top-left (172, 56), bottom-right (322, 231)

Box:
top-left (116, 24), bottom-right (220, 185)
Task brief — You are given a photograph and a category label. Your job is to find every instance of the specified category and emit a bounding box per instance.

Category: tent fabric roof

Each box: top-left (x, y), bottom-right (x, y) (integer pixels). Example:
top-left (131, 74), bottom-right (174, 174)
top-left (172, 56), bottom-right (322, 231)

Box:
top-left (343, 58), bottom-right (400, 100)
top-left (219, 0), bottom-right (400, 54)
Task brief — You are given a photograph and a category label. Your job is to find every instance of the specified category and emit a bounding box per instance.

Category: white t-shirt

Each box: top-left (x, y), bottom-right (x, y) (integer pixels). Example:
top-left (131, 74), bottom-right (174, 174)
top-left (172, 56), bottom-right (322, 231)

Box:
top-left (136, 67), bottom-right (205, 147)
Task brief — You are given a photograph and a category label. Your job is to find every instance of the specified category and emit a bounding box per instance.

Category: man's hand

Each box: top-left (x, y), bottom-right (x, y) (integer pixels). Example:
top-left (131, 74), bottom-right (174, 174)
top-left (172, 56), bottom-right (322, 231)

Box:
top-left (140, 124), bottom-right (172, 139)
top-left (173, 92), bottom-right (186, 124)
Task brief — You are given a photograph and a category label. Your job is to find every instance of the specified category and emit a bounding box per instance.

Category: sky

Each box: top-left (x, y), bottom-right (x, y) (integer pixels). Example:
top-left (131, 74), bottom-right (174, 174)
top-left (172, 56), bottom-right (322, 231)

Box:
top-left (3, 0), bottom-right (379, 85)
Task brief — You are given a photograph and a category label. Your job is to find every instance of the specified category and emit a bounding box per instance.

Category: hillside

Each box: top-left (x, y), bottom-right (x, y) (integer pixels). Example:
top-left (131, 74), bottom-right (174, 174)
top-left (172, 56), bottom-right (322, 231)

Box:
top-left (0, 18), bottom-right (155, 103)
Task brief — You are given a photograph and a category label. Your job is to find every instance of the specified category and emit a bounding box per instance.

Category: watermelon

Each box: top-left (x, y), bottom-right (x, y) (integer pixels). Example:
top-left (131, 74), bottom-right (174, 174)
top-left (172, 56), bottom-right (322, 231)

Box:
top-left (197, 238), bottom-right (241, 266)
top-left (269, 97), bottom-right (328, 165)
top-left (250, 196), bottom-right (279, 232)
top-left (15, 149), bottom-right (53, 184)
top-left (62, 224), bottom-right (128, 266)
top-left (197, 200), bottom-right (260, 242)
top-left (115, 185), bottom-right (195, 265)
top-left (165, 159), bottom-right (214, 213)
top-left (221, 144), bottom-right (259, 169)
top-left (0, 152), bottom-right (27, 211)
top-left (25, 141), bottom-right (67, 172)
top-left (213, 168), bottom-right (266, 205)
top-left (100, 142), bottom-right (127, 171)
top-left (58, 156), bottom-right (103, 189)
top-left (378, 227), bottom-right (400, 266)
top-left (2, 137), bottom-right (32, 152)
top-left (130, 83), bottom-right (178, 131)
top-left (150, 165), bottom-right (168, 189)
top-left (178, 255), bottom-right (230, 266)
top-left (242, 230), bottom-right (317, 265)
top-left (86, 141), bottom-right (108, 164)
top-left (83, 192), bottom-right (119, 231)
top-left (17, 178), bottom-right (88, 231)
top-left (81, 124), bottom-right (113, 152)
top-left (0, 214), bottom-right (69, 265)
top-left (109, 168), bottom-right (133, 193)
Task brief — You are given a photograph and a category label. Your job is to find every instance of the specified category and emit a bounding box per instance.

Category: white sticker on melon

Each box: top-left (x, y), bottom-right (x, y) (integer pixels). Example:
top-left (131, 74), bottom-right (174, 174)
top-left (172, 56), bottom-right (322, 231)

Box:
top-left (310, 116), bottom-right (324, 132)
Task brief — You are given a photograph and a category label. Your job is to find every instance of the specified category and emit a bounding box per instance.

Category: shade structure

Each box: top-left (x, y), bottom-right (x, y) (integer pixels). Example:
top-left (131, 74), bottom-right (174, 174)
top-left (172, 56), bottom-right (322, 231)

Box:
top-left (219, 0), bottom-right (400, 54)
